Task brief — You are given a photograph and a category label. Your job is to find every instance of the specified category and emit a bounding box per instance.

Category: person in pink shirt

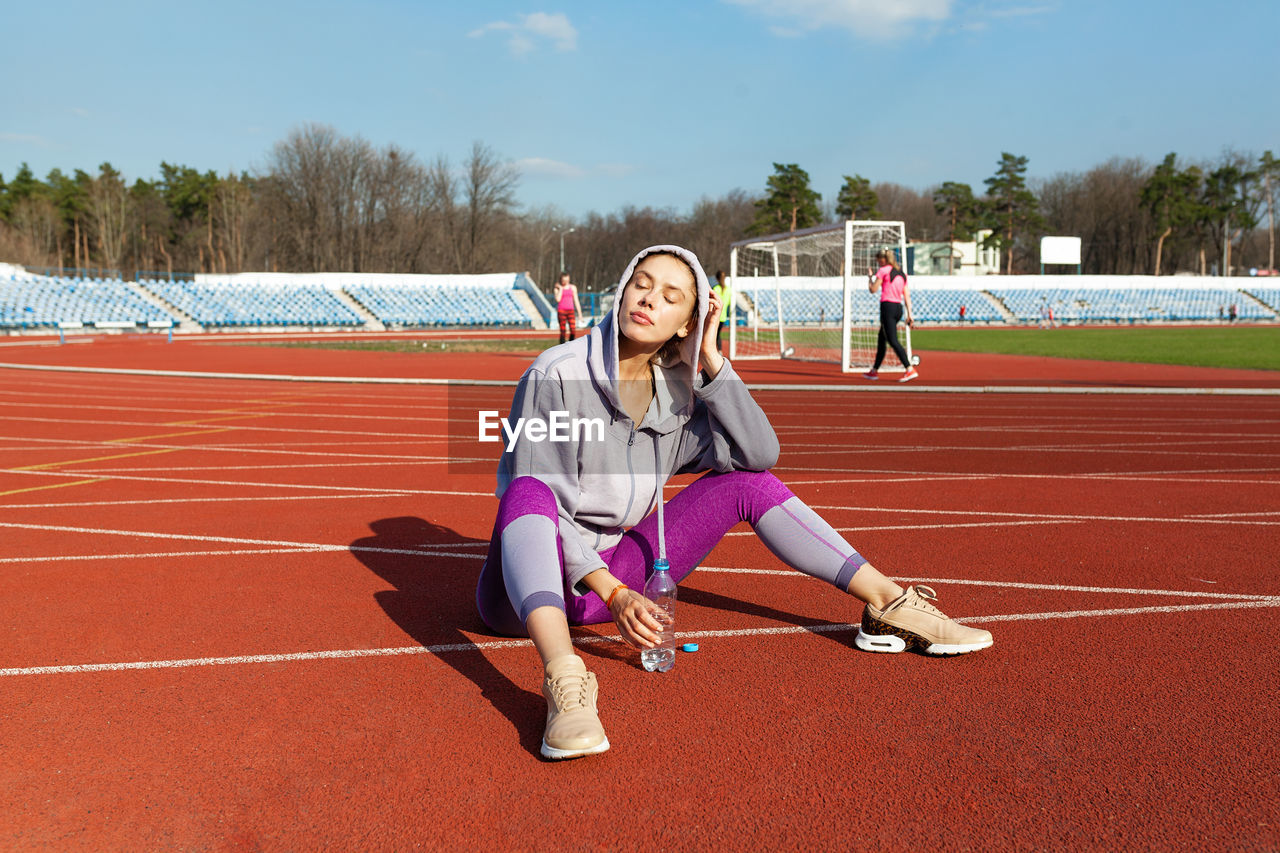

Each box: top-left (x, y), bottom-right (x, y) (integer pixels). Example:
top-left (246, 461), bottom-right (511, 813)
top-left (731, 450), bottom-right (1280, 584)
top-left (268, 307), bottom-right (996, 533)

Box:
top-left (864, 250), bottom-right (918, 382)
top-left (553, 272), bottom-right (583, 344)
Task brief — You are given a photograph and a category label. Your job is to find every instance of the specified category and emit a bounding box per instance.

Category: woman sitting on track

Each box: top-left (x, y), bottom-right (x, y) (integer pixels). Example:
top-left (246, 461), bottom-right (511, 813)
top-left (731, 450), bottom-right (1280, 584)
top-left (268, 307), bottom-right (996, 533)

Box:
top-left (475, 245), bottom-right (992, 760)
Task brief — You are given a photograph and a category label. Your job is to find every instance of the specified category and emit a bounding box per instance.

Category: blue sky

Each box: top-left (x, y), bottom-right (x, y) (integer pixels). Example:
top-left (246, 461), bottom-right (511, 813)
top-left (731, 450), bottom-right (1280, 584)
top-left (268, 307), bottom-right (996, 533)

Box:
top-left (3, 0), bottom-right (1277, 219)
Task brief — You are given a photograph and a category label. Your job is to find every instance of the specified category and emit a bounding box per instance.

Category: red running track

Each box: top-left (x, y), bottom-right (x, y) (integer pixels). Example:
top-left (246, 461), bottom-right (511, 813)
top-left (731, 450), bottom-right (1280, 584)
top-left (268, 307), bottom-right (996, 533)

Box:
top-left (0, 337), bottom-right (1277, 849)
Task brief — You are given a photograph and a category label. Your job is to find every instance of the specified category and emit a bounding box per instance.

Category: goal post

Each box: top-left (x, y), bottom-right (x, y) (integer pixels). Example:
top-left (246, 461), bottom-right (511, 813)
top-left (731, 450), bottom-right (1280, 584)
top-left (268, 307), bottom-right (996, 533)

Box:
top-left (728, 221), bottom-right (911, 373)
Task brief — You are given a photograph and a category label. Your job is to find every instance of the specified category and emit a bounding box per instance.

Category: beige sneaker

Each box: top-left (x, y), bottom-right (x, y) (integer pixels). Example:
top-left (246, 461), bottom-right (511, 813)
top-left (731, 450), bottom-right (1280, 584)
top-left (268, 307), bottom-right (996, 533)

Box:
top-left (855, 585), bottom-right (993, 655)
top-left (541, 655), bottom-right (610, 760)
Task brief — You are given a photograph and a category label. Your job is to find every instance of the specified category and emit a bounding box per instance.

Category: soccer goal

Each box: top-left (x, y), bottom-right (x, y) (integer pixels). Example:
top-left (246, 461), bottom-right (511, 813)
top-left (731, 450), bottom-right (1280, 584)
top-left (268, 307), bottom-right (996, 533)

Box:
top-left (728, 221), bottom-right (911, 373)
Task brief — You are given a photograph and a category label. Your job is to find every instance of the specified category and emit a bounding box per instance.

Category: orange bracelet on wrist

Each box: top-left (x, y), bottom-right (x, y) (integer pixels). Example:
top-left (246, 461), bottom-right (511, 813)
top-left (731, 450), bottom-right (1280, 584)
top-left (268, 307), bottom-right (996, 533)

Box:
top-left (605, 584), bottom-right (628, 609)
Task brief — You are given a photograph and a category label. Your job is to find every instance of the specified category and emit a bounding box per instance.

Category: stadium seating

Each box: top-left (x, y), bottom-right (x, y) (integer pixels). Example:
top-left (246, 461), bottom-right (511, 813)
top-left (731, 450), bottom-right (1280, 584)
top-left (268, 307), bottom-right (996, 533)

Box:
top-left (4, 268), bottom-right (1274, 333)
top-left (910, 289), bottom-right (1003, 323)
top-left (1245, 287), bottom-right (1280, 313)
top-left (141, 279), bottom-right (362, 327)
top-left (986, 287), bottom-right (1275, 323)
top-left (734, 286), bottom-right (1003, 325)
top-left (344, 283), bottom-right (530, 327)
top-left (0, 275), bottom-right (171, 330)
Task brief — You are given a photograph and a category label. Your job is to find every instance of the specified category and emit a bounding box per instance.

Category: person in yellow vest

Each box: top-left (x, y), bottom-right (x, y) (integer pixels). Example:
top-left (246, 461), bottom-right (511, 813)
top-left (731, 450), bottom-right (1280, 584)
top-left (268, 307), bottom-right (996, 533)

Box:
top-left (710, 269), bottom-right (731, 353)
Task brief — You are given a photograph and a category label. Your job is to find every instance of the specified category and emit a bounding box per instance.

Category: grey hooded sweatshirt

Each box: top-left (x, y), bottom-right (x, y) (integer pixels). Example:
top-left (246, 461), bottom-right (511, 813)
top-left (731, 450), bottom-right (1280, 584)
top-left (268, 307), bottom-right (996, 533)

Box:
top-left (496, 245), bottom-right (780, 596)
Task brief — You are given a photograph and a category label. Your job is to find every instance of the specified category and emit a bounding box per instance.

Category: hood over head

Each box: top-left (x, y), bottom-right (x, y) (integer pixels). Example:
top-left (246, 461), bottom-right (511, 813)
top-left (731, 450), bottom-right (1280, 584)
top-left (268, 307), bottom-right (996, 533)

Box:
top-left (588, 245), bottom-right (710, 424)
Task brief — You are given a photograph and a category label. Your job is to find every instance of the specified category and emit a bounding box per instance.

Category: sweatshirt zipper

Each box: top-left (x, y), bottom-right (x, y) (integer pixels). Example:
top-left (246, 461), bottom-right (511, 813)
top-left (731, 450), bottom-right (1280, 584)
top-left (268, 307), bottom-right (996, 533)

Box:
top-left (621, 422), bottom-right (637, 525)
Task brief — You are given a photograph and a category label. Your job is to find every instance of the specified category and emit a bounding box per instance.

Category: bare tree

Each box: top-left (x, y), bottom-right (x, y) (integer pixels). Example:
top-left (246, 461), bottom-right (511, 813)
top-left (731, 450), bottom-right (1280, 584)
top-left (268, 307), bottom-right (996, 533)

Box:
top-left (214, 172), bottom-right (254, 273)
top-left (459, 142), bottom-right (519, 273)
top-left (85, 163), bottom-right (130, 272)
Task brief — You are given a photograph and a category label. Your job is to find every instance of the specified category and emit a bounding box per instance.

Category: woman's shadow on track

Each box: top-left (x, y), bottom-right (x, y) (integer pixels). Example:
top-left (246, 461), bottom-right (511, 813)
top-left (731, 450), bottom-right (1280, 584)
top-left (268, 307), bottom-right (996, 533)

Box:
top-left (349, 516), bottom-right (546, 758)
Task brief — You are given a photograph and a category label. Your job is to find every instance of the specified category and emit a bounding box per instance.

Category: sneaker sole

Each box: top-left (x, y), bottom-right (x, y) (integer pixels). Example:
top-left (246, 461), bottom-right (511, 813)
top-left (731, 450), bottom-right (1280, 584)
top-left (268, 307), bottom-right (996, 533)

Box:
top-left (898, 374), bottom-right (918, 383)
top-left (856, 613), bottom-right (992, 656)
top-left (540, 736), bottom-right (610, 760)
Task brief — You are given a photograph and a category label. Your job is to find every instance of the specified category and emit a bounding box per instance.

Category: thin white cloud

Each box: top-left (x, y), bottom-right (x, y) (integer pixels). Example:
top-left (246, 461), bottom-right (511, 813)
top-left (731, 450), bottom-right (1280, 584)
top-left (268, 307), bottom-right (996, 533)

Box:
top-left (469, 12), bottom-right (578, 57)
top-left (596, 163), bottom-right (638, 178)
top-left (987, 3), bottom-right (1056, 18)
top-left (515, 159), bottom-right (637, 181)
top-left (0, 132), bottom-right (55, 148)
top-left (516, 158), bottom-right (587, 179)
top-left (724, 0), bottom-right (953, 38)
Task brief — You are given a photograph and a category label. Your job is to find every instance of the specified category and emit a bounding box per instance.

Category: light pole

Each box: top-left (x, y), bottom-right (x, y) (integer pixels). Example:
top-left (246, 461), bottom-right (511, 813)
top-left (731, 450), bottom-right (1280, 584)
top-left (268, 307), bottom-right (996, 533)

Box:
top-left (554, 226), bottom-right (576, 275)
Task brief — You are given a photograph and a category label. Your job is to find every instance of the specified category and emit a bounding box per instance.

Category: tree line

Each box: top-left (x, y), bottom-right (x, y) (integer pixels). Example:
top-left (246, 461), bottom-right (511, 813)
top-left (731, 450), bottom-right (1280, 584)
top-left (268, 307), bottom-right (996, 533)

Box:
top-left (749, 151), bottom-right (1278, 276)
top-left (1, 124), bottom-right (1276, 289)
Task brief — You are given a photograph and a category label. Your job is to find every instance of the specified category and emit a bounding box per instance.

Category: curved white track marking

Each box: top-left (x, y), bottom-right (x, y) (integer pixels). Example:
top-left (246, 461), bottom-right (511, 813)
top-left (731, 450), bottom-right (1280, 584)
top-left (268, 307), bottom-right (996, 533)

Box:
top-left (3, 599), bottom-right (1276, 678)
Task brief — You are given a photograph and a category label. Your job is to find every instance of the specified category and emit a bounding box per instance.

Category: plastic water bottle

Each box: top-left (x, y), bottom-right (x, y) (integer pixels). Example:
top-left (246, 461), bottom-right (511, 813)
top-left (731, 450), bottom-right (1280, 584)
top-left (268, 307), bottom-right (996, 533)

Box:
top-left (640, 558), bottom-right (677, 672)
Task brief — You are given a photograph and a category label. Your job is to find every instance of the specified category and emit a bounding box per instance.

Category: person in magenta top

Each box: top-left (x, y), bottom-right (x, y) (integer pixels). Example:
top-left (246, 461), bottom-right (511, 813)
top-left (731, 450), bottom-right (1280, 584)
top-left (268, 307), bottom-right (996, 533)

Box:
top-left (864, 250), bottom-right (918, 382)
top-left (553, 272), bottom-right (582, 344)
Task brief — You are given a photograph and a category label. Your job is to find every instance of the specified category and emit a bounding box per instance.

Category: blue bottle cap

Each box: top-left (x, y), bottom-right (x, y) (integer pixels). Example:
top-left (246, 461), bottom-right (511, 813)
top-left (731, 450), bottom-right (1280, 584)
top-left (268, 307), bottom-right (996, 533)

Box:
top-left (680, 643), bottom-right (699, 653)
top-left (653, 558), bottom-right (670, 571)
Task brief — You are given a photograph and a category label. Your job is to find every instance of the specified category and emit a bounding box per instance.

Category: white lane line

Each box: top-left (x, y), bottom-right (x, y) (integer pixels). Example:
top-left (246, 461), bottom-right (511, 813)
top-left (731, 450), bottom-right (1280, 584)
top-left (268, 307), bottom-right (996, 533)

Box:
top-left (5, 361), bottom-right (1280, 396)
top-left (0, 400), bottom-right (456, 421)
top-left (0, 388), bottom-right (459, 413)
top-left (697, 569), bottom-right (1276, 601)
top-left (1186, 510), bottom-right (1280, 518)
top-left (962, 599), bottom-right (1280, 623)
top-left (2, 468), bottom-right (493, 496)
top-left (808, 505), bottom-right (1280, 526)
top-left (889, 575), bottom-right (1278, 601)
top-left (726, 519), bottom-right (1084, 535)
top-left (0, 435), bottom-right (467, 463)
top-left (0, 544), bottom-right (486, 565)
top-left (0, 547), bottom-right (329, 564)
top-left (0, 494), bottom-right (420, 509)
top-left (4, 598), bottom-right (1276, 678)
top-left (0, 520), bottom-right (483, 559)
top-left (780, 470), bottom-right (1280, 486)
top-left (71, 460), bottom-right (466, 473)
top-left (782, 445), bottom-right (1276, 460)
top-left (0, 414), bottom-right (436, 439)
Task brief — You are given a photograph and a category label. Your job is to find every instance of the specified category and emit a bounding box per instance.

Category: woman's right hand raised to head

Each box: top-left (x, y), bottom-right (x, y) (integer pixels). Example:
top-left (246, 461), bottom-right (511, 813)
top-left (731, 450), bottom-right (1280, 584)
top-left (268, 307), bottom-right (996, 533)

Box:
top-left (608, 587), bottom-right (666, 649)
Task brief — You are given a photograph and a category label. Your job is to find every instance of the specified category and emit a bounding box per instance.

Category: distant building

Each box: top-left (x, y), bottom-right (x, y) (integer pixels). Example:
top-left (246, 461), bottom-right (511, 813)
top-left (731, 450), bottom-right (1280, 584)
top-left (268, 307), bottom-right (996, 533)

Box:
top-left (907, 229), bottom-right (1000, 276)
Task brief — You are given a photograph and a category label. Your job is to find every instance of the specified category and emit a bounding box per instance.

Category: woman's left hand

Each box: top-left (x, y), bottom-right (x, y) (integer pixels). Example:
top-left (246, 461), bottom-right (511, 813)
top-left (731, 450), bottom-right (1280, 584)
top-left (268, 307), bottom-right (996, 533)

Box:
top-left (699, 290), bottom-right (724, 376)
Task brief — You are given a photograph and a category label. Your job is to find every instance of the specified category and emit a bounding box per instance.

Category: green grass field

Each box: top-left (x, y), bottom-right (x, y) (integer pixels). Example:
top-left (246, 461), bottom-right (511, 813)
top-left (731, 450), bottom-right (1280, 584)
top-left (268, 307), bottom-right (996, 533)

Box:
top-left (244, 325), bottom-right (1280, 371)
top-left (247, 338), bottom-right (557, 354)
top-left (911, 326), bottom-right (1280, 371)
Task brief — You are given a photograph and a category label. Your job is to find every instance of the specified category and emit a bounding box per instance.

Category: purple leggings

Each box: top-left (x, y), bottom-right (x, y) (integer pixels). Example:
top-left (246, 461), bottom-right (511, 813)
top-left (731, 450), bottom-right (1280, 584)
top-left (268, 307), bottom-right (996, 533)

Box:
top-left (475, 470), bottom-right (861, 636)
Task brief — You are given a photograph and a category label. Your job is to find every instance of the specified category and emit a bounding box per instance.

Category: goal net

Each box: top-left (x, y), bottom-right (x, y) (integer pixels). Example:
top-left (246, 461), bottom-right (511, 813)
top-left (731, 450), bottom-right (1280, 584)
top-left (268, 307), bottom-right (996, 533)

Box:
top-left (728, 221), bottom-right (910, 373)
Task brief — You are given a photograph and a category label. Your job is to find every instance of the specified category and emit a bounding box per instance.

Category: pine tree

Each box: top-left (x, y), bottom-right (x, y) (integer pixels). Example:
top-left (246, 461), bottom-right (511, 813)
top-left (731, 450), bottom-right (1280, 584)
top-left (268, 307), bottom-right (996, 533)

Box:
top-left (835, 174), bottom-right (879, 220)
top-left (747, 163), bottom-right (822, 237)
top-left (932, 181), bottom-right (980, 272)
top-left (982, 153), bottom-right (1043, 274)
top-left (1140, 153), bottom-right (1201, 275)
